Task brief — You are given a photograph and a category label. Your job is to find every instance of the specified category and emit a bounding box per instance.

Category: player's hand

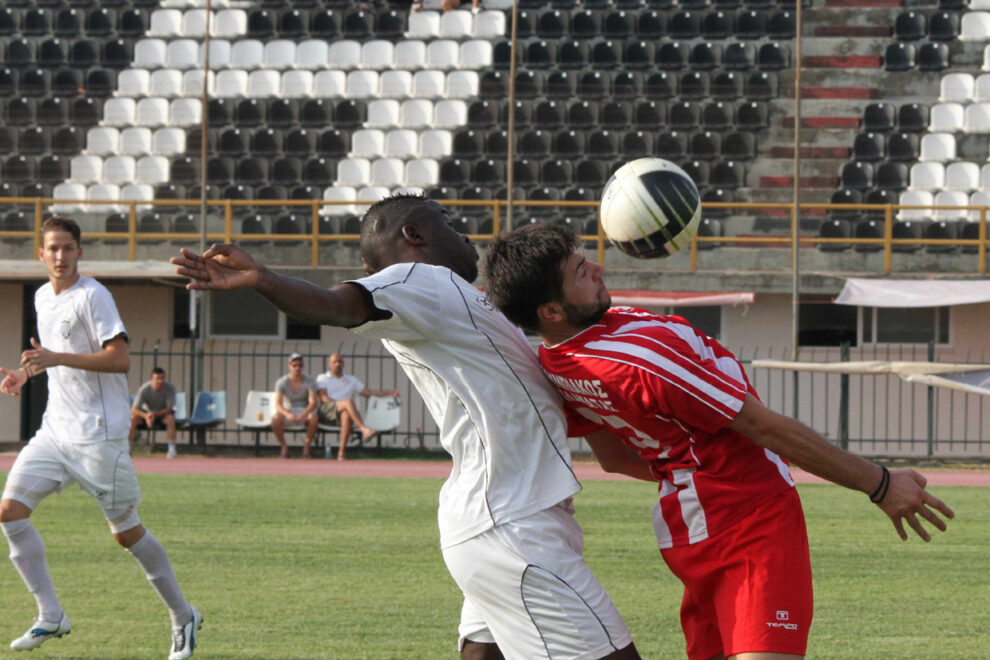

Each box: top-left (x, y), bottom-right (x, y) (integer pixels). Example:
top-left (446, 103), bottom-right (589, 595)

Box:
top-left (21, 338), bottom-right (57, 372)
top-left (877, 469), bottom-right (954, 542)
top-left (171, 244), bottom-right (262, 291)
top-left (0, 367), bottom-right (27, 396)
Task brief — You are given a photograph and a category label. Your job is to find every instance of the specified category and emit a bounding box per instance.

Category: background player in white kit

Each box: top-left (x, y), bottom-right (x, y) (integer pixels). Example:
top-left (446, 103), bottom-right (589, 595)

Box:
top-left (0, 217), bottom-right (202, 659)
top-left (172, 195), bottom-right (640, 660)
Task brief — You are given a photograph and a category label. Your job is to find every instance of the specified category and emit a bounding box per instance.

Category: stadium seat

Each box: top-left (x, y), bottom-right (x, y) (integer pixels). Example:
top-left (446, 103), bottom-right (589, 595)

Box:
top-left (70, 40), bottom-right (99, 69)
top-left (940, 73), bottom-right (974, 103)
top-left (703, 11), bottom-right (735, 39)
top-left (571, 10), bottom-right (602, 39)
top-left (644, 72), bottom-right (676, 100)
top-left (744, 72), bottom-right (777, 100)
top-left (876, 161), bottom-right (911, 191)
top-left (917, 43), bottom-right (950, 71)
top-left (840, 162), bottom-right (873, 191)
top-left (657, 42), bottom-right (689, 70)
top-left (897, 190), bottom-right (934, 221)
top-left (689, 43), bottom-right (721, 71)
top-left (552, 130), bottom-right (585, 159)
top-left (909, 162), bottom-right (946, 191)
top-left (932, 190), bottom-right (969, 222)
top-left (712, 72), bottom-right (743, 101)
top-left (929, 103), bottom-right (964, 132)
top-left (853, 133), bottom-right (885, 162)
top-left (965, 103), bottom-right (990, 133)
top-left (722, 132), bottom-right (756, 160)
top-left (689, 132), bottom-right (721, 160)
top-left (884, 43), bottom-right (916, 72)
top-left (668, 102), bottom-right (700, 130)
top-left (894, 10), bottom-right (926, 40)
top-left (736, 10), bottom-right (767, 39)
top-left (944, 161), bottom-right (980, 192)
top-left (928, 11), bottom-right (960, 41)
top-left (919, 132), bottom-right (956, 164)
top-left (886, 133), bottom-right (920, 161)
top-left (38, 98), bottom-right (68, 127)
top-left (702, 102), bottom-right (734, 131)
top-left (828, 189), bottom-right (862, 220)
top-left (18, 127), bottom-right (47, 156)
top-left (656, 131), bottom-right (688, 160)
top-left (756, 42), bottom-right (789, 70)
top-left (679, 72), bottom-right (710, 100)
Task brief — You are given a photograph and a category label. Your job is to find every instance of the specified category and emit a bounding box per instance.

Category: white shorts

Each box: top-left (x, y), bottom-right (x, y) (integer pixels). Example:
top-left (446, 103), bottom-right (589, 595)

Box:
top-left (2, 435), bottom-right (141, 533)
top-left (442, 501), bottom-right (633, 660)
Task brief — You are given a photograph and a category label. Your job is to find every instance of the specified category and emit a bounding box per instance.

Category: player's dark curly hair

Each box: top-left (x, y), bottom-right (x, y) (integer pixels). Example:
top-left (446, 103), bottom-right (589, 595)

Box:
top-left (360, 193), bottom-right (432, 274)
top-left (485, 223), bottom-right (579, 333)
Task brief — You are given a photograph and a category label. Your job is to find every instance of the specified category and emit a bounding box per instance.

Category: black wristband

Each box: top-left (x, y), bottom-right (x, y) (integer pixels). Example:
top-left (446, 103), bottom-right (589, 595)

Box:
top-left (869, 466), bottom-right (890, 504)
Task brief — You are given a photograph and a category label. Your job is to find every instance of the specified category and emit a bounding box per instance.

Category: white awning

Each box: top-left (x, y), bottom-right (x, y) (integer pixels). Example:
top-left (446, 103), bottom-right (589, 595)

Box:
top-left (0, 260), bottom-right (179, 280)
top-left (835, 278), bottom-right (990, 308)
top-left (752, 360), bottom-right (990, 397)
top-left (610, 290), bottom-right (755, 308)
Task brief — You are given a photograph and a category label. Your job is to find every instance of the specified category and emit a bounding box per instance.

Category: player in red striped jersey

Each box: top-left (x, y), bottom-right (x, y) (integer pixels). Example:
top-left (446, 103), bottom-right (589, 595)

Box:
top-left (485, 223), bottom-right (954, 660)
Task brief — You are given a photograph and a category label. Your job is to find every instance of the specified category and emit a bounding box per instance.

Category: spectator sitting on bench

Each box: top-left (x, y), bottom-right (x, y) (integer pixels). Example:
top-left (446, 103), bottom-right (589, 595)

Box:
top-left (316, 353), bottom-right (399, 461)
top-left (128, 367), bottom-right (178, 458)
top-left (273, 352), bottom-right (319, 459)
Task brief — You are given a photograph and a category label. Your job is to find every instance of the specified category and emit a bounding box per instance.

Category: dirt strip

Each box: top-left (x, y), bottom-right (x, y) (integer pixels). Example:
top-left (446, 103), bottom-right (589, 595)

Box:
top-left (1, 454), bottom-right (987, 486)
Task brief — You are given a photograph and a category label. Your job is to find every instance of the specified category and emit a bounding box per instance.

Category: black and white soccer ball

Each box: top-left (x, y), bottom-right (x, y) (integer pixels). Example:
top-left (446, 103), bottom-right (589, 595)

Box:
top-left (599, 158), bottom-right (702, 259)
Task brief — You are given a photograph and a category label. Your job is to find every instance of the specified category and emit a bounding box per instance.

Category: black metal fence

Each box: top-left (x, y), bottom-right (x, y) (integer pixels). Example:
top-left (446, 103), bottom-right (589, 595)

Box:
top-left (130, 339), bottom-right (989, 459)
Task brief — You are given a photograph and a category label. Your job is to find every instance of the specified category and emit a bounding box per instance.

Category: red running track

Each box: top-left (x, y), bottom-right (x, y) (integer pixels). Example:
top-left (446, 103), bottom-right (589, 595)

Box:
top-left (1, 454), bottom-right (988, 486)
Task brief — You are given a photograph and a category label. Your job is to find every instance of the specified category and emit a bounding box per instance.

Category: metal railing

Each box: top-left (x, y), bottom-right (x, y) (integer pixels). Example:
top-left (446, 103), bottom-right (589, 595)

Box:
top-left (1, 198), bottom-right (987, 274)
top-left (123, 339), bottom-right (990, 459)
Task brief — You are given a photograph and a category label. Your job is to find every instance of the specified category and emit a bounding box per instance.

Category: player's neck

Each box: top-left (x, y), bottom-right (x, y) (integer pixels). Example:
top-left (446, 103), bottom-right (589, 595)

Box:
top-left (539, 322), bottom-right (592, 348)
top-left (50, 271), bottom-right (81, 295)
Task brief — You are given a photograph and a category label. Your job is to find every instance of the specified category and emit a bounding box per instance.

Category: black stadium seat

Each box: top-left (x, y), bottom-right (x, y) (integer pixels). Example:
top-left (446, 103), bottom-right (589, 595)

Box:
top-left (884, 43), bottom-right (916, 72)
top-left (558, 41), bottom-right (589, 69)
top-left (897, 103), bottom-right (929, 132)
top-left (703, 101), bottom-right (734, 130)
top-left (841, 162), bottom-right (874, 190)
top-left (853, 132), bottom-right (885, 162)
top-left (703, 11), bottom-right (735, 39)
top-left (886, 134), bottom-right (919, 162)
top-left (928, 11), bottom-right (960, 41)
top-left (723, 42), bottom-right (755, 69)
top-left (894, 11), bottom-right (926, 41)
top-left (613, 71), bottom-right (643, 99)
top-left (917, 42), bottom-right (949, 71)
top-left (644, 72), bottom-right (676, 99)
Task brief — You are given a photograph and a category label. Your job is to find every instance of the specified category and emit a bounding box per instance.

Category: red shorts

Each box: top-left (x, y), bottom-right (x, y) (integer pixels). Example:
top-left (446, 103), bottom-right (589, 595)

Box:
top-left (660, 489), bottom-right (813, 660)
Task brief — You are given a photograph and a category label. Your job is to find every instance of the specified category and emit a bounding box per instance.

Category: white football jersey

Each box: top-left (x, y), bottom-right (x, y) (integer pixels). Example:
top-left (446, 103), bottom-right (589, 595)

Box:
top-left (34, 276), bottom-right (130, 444)
top-left (351, 263), bottom-right (581, 548)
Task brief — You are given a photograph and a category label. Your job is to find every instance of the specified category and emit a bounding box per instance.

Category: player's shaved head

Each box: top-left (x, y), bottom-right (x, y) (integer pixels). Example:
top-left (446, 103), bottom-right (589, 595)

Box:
top-left (485, 223), bottom-right (579, 332)
top-left (360, 194), bottom-right (436, 274)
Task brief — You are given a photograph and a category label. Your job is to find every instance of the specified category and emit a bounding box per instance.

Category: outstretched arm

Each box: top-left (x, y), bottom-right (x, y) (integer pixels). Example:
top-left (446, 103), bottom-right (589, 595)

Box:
top-left (171, 244), bottom-right (383, 328)
top-left (728, 394), bottom-right (954, 541)
top-left (21, 335), bottom-right (129, 374)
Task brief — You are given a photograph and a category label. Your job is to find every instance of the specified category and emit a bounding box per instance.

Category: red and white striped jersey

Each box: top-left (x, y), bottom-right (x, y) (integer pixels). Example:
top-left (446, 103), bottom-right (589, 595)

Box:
top-left (540, 307), bottom-right (795, 548)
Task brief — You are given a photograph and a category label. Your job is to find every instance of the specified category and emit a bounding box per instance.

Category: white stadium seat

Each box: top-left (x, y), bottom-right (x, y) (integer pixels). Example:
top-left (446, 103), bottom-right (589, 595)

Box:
top-left (939, 73), bottom-right (974, 103)
top-left (393, 41), bottom-right (427, 71)
top-left (120, 183), bottom-right (154, 210)
top-left (182, 70), bottom-right (215, 97)
top-left (200, 40), bottom-right (231, 69)
top-left (148, 9), bottom-right (182, 37)
top-left (919, 133), bottom-right (956, 162)
top-left (136, 155), bottom-right (171, 185)
top-left (149, 69), bottom-right (183, 98)
top-left (119, 127), bottom-right (152, 156)
top-left (117, 69), bottom-right (151, 97)
top-left (361, 40), bottom-right (395, 71)
top-left (264, 40), bottom-right (296, 70)
top-left (152, 127), bottom-right (186, 156)
top-left (329, 40), bottom-right (361, 70)
top-left (214, 9), bottom-right (247, 39)
top-left (351, 129), bottom-right (386, 158)
top-left (933, 190), bottom-right (969, 221)
top-left (446, 71), bottom-right (479, 99)
top-left (460, 40), bottom-right (493, 69)
top-left (182, 9), bottom-right (210, 37)
top-left (944, 161), bottom-right (981, 192)
top-left (346, 70), bottom-right (380, 98)
top-left (356, 186), bottom-right (391, 205)
top-left (370, 158), bottom-right (406, 187)
top-left (87, 183), bottom-right (121, 214)
top-left (983, 45), bottom-right (990, 72)
top-left (413, 70), bottom-right (447, 99)
top-left (103, 156), bottom-right (136, 185)
top-left (909, 162), bottom-right (946, 191)
top-left (247, 70), bottom-right (280, 98)
top-left (134, 39), bottom-right (168, 69)
top-left (296, 40), bottom-right (329, 70)
top-left (972, 0), bottom-right (990, 9)
top-left (434, 99), bottom-right (467, 129)
top-left (86, 128), bottom-right (119, 156)
top-left (136, 98), bottom-right (170, 127)
top-left (384, 129), bottom-right (419, 158)
top-left (321, 186), bottom-right (357, 216)
top-left (170, 98), bottom-right (202, 126)
top-left (230, 40), bottom-right (264, 70)
top-left (367, 99), bottom-right (401, 128)
top-left (216, 70), bottom-right (248, 97)
top-left (405, 158), bottom-right (440, 188)
top-left (393, 186), bottom-right (425, 197)
top-left (897, 190), bottom-right (934, 220)
top-left (400, 99), bottom-right (433, 129)
top-left (975, 73), bottom-right (990, 102)
top-left (166, 39), bottom-right (199, 70)
top-left (960, 12), bottom-right (990, 41)
top-left (981, 163), bottom-right (990, 189)
top-left (380, 70), bottom-right (413, 98)
top-left (439, 10), bottom-right (473, 39)
top-left (929, 103), bottom-right (965, 132)
top-left (313, 71), bottom-right (346, 98)
top-left (426, 40), bottom-right (460, 70)
top-left (419, 129), bottom-right (453, 158)
top-left (337, 158), bottom-right (371, 186)
top-left (281, 71), bottom-right (313, 98)
top-left (964, 103), bottom-right (990, 133)
top-left (968, 191), bottom-right (990, 221)
top-left (472, 10), bottom-right (506, 38)
top-left (52, 183), bottom-right (86, 214)
top-left (407, 11), bottom-right (440, 39)
top-left (103, 98), bottom-right (136, 127)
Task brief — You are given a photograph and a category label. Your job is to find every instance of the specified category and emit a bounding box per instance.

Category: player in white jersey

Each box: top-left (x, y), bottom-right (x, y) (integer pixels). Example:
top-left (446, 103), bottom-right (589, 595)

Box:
top-left (484, 223), bottom-right (955, 659)
top-left (172, 195), bottom-right (640, 660)
top-left (0, 217), bottom-right (202, 659)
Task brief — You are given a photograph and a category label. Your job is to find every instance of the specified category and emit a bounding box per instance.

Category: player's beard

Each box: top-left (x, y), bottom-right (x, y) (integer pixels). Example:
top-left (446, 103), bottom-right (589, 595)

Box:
top-left (562, 298), bottom-right (610, 329)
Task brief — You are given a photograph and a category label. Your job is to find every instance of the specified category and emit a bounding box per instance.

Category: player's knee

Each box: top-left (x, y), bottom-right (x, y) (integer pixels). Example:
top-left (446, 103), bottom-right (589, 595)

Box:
top-left (0, 499), bottom-right (31, 523)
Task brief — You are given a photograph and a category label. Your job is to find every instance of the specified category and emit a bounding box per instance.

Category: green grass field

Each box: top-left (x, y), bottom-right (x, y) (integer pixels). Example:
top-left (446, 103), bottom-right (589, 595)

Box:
top-left (0, 472), bottom-right (986, 659)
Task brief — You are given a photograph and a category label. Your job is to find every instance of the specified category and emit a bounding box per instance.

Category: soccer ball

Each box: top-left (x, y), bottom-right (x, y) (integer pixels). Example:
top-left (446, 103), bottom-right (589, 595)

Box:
top-left (599, 158), bottom-right (702, 259)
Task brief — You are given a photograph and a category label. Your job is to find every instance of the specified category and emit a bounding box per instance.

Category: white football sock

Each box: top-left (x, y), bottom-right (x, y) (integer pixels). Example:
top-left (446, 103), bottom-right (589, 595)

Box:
top-left (1, 519), bottom-right (63, 623)
top-left (127, 532), bottom-right (192, 628)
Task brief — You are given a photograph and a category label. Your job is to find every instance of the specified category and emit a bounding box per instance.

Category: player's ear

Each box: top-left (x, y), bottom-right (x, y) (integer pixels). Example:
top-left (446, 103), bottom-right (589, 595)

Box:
top-left (399, 224), bottom-right (427, 245)
top-left (536, 301), bottom-right (565, 325)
